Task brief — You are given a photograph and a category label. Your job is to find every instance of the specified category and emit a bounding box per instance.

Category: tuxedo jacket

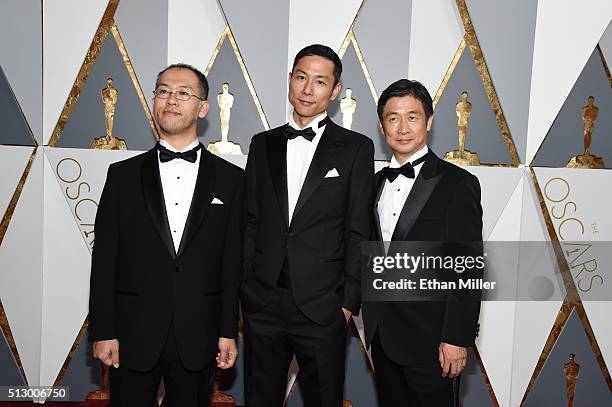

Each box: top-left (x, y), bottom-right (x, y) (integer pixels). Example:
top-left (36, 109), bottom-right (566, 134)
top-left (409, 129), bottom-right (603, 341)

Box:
top-left (89, 146), bottom-right (245, 372)
top-left (241, 119), bottom-right (374, 326)
top-left (363, 151), bottom-right (483, 367)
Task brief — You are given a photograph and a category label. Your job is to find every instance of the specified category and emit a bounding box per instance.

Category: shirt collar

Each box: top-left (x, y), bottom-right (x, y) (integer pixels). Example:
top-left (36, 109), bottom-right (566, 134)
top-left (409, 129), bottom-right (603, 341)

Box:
top-left (159, 138), bottom-right (200, 153)
top-left (288, 112), bottom-right (328, 132)
top-left (390, 145), bottom-right (429, 169)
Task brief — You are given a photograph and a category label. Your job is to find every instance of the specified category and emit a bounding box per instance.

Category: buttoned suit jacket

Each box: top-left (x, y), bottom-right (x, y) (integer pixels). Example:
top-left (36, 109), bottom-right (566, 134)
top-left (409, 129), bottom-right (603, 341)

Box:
top-left (363, 151), bottom-right (483, 367)
top-left (89, 146), bottom-right (245, 372)
top-left (241, 119), bottom-right (374, 325)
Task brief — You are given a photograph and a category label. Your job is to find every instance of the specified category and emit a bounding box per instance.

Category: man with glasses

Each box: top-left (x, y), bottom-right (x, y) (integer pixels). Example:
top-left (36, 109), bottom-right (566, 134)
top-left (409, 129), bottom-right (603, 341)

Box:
top-left (89, 64), bottom-right (245, 407)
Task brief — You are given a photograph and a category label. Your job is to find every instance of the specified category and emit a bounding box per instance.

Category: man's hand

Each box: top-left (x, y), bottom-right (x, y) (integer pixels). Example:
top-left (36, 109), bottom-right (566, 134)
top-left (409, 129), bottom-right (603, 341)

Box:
top-left (438, 342), bottom-right (467, 378)
top-left (93, 339), bottom-right (120, 368)
top-left (216, 337), bottom-right (238, 369)
top-left (342, 307), bottom-right (352, 322)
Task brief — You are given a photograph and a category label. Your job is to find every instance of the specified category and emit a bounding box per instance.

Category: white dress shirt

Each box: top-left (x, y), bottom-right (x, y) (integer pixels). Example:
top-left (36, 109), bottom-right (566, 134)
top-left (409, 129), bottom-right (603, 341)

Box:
top-left (377, 146), bottom-right (429, 242)
top-left (158, 139), bottom-right (201, 252)
top-left (286, 112), bottom-right (327, 221)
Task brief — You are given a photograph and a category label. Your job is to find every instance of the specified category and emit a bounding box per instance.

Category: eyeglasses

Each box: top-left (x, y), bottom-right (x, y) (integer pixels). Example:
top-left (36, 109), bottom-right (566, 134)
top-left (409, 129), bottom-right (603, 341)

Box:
top-left (153, 88), bottom-right (204, 101)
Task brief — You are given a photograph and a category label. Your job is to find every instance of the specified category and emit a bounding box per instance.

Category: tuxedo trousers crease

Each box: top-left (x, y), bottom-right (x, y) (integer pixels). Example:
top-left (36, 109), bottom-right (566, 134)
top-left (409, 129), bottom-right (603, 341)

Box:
top-left (243, 286), bottom-right (347, 407)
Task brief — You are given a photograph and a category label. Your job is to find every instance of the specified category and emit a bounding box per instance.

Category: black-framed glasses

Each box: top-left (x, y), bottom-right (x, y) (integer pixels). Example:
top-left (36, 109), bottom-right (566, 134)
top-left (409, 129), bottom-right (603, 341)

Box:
top-left (153, 88), bottom-right (204, 101)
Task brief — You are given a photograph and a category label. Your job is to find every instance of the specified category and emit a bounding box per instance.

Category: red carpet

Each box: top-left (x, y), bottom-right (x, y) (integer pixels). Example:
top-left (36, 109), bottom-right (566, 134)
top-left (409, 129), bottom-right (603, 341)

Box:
top-left (0, 403), bottom-right (99, 407)
top-left (0, 404), bottom-right (241, 407)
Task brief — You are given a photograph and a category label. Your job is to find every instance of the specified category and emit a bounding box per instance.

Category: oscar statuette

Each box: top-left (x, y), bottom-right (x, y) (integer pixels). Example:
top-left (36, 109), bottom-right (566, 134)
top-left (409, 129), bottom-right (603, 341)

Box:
top-left (444, 92), bottom-right (481, 166)
top-left (340, 88), bottom-right (357, 130)
top-left (90, 78), bottom-right (128, 150)
top-left (567, 96), bottom-right (605, 169)
top-left (564, 353), bottom-right (580, 407)
top-left (207, 83), bottom-right (243, 155)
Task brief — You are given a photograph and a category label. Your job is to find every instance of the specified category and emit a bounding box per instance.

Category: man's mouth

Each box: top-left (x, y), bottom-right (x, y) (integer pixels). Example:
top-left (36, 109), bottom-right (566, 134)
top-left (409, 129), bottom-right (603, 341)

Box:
top-left (298, 99), bottom-right (315, 107)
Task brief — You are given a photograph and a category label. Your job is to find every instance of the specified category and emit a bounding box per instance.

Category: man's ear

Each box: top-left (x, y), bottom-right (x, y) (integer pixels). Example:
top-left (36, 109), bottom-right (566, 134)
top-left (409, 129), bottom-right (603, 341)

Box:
top-left (426, 115), bottom-right (433, 132)
top-left (198, 100), bottom-right (210, 119)
top-left (378, 122), bottom-right (385, 136)
top-left (288, 72), bottom-right (293, 85)
top-left (330, 82), bottom-right (342, 101)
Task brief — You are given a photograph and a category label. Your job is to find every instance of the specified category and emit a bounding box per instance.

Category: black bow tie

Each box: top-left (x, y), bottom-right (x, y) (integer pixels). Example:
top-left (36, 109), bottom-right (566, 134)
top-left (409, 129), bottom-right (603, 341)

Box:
top-left (157, 142), bottom-right (201, 163)
top-left (381, 153), bottom-right (428, 182)
top-left (284, 116), bottom-right (330, 141)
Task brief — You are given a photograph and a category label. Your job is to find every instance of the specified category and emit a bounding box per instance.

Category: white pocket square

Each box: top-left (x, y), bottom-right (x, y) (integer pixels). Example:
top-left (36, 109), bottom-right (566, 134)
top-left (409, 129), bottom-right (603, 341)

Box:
top-left (324, 168), bottom-right (340, 178)
top-left (211, 197), bottom-right (224, 204)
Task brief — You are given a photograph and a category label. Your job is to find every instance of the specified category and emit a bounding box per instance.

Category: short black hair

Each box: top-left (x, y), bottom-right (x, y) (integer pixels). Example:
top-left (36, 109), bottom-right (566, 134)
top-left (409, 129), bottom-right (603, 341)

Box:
top-left (292, 44), bottom-right (342, 86)
top-left (155, 63), bottom-right (209, 100)
top-left (377, 79), bottom-right (433, 121)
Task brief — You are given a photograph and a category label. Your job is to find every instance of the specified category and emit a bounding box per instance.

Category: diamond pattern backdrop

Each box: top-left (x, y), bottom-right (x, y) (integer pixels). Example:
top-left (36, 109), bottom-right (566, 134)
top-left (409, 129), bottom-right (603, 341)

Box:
top-left (0, 0), bottom-right (610, 405)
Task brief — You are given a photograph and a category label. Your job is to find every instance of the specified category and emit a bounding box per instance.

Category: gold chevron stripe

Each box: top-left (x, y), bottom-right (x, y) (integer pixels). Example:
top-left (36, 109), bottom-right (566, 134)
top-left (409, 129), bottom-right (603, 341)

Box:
top-left (111, 24), bottom-right (159, 140)
top-left (433, 38), bottom-right (466, 109)
top-left (0, 146), bottom-right (38, 386)
top-left (524, 168), bottom-right (612, 401)
top-left (205, 26), bottom-right (270, 131)
top-left (456, 0), bottom-right (520, 167)
top-left (47, 0), bottom-right (119, 147)
top-left (597, 44), bottom-right (612, 87)
top-left (472, 345), bottom-right (501, 406)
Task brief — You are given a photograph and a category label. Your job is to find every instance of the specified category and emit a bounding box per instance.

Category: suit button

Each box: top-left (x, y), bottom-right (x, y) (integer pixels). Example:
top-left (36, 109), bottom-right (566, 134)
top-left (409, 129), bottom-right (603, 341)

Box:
top-left (175, 266), bottom-right (183, 273)
top-left (288, 232), bottom-right (295, 238)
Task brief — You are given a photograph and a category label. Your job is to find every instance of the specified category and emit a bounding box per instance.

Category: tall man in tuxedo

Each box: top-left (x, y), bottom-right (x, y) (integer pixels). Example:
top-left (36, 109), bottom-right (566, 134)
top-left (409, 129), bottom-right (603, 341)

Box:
top-left (362, 79), bottom-right (483, 407)
top-left (242, 44), bottom-right (374, 407)
top-left (89, 64), bottom-right (244, 407)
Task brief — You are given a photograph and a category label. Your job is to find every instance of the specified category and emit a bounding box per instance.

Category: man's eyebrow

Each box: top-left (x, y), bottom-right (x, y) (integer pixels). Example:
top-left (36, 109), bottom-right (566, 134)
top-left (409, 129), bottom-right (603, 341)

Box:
top-left (293, 69), bottom-right (331, 79)
top-left (384, 109), bottom-right (422, 117)
top-left (156, 83), bottom-right (195, 90)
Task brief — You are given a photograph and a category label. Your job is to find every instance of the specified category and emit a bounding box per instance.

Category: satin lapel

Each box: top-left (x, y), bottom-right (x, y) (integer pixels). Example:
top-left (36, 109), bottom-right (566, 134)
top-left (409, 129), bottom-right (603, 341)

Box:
top-left (291, 125), bottom-right (338, 223)
top-left (177, 148), bottom-right (214, 258)
top-left (141, 149), bottom-right (176, 259)
top-left (391, 153), bottom-right (442, 241)
top-left (267, 130), bottom-right (289, 228)
top-left (373, 173), bottom-right (386, 241)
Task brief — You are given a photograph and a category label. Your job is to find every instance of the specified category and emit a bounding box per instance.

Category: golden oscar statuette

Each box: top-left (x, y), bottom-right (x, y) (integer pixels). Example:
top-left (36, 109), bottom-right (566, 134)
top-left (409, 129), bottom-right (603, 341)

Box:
top-left (207, 83), bottom-right (243, 155)
top-left (444, 92), bottom-right (481, 166)
top-left (340, 88), bottom-right (357, 130)
top-left (564, 353), bottom-right (580, 407)
top-left (90, 78), bottom-right (128, 150)
top-left (567, 96), bottom-right (605, 169)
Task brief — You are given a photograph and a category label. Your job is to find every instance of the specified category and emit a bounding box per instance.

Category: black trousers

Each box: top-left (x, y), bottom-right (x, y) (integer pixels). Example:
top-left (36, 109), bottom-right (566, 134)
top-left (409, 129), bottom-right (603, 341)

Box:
top-left (110, 322), bottom-right (213, 407)
top-left (371, 333), bottom-right (455, 407)
top-left (243, 286), bottom-right (348, 407)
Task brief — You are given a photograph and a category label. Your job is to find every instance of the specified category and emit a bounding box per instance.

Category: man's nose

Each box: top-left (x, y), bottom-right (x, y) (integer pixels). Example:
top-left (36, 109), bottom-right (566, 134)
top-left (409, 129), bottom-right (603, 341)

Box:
top-left (166, 93), bottom-right (179, 105)
top-left (398, 118), bottom-right (410, 134)
top-left (302, 80), bottom-right (313, 96)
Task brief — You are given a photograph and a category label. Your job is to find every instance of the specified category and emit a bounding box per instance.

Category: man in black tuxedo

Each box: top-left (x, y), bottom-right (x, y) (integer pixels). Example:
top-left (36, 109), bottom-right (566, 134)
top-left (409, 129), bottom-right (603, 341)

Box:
top-left (241, 44), bottom-right (374, 407)
top-left (362, 79), bottom-right (483, 407)
top-left (89, 64), bottom-right (244, 407)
